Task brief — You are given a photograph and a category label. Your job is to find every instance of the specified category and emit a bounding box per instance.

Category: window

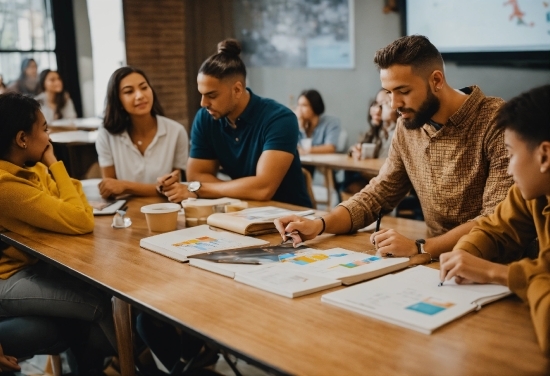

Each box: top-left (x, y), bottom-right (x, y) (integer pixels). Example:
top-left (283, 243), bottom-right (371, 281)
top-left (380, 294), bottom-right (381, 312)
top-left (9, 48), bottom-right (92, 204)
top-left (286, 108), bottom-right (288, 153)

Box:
top-left (0, 0), bottom-right (56, 84)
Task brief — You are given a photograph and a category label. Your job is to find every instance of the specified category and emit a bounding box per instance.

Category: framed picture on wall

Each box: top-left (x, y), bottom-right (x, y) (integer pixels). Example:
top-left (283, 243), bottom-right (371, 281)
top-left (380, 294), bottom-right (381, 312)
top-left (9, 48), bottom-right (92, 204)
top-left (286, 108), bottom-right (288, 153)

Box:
top-left (234, 0), bottom-right (355, 69)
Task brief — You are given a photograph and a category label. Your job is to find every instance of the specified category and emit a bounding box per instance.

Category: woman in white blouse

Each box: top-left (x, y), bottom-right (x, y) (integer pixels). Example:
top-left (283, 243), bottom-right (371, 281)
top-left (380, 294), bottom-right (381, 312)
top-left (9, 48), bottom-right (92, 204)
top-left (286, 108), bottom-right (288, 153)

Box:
top-left (35, 69), bottom-right (77, 124)
top-left (95, 66), bottom-right (188, 198)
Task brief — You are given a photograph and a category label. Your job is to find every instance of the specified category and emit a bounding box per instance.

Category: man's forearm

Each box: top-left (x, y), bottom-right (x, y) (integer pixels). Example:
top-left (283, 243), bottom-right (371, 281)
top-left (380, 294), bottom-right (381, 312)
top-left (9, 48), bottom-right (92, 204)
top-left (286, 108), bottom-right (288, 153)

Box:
top-left (197, 176), bottom-right (279, 201)
top-left (425, 220), bottom-right (477, 259)
top-left (323, 206), bottom-right (353, 235)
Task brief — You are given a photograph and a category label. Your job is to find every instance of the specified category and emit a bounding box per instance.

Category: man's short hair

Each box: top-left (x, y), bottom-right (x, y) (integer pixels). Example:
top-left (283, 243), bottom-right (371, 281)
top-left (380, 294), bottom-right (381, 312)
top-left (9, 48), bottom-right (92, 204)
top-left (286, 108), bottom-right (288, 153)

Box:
top-left (495, 84), bottom-right (550, 148)
top-left (373, 35), bottom-right (444, 77)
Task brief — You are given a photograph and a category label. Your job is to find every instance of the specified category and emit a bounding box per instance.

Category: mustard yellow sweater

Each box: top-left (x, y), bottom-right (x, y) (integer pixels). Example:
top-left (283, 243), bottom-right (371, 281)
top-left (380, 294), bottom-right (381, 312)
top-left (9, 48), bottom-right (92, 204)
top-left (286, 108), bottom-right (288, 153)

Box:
top-left (455, 184), bottom-right (550, 356)
top-left (0, 160), bottom-right (94, 279)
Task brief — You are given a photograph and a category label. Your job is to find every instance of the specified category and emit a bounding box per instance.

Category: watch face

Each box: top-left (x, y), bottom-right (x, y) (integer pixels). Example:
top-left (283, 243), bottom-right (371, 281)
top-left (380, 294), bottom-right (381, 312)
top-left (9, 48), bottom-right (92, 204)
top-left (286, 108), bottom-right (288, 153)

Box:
top-left (188, 181), bottom-right (200, 192)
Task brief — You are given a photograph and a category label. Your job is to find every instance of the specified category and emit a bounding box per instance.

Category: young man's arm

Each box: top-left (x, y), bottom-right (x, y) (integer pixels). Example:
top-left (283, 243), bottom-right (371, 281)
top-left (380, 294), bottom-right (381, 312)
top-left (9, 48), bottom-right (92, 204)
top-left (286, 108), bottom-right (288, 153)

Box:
top-left (161, 150), bottom-right (295, 202)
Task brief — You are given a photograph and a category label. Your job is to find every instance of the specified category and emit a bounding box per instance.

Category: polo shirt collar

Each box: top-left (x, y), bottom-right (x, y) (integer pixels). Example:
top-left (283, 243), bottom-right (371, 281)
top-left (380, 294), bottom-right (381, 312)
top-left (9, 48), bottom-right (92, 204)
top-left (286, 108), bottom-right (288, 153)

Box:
top-left (0, 160), bottom-right (41, 183)
top-left (226, 88), bottom-right (258, 129)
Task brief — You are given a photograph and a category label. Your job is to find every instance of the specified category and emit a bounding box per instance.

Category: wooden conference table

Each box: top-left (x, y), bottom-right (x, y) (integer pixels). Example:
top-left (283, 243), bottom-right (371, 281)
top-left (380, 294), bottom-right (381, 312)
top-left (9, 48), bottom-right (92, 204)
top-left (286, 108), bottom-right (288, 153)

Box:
top-left (1, 197), bottom-right (548, 375)
top-left (300, 153), bottom-right (386, 207)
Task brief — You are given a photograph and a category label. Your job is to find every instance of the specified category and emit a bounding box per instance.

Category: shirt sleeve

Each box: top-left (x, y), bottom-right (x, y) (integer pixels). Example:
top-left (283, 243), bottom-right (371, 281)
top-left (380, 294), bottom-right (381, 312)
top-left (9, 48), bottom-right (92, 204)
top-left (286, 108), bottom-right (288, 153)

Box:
top-left (190, 110), bottom-right (217, 160)
top-left (321, 116), bottom-right (342, 148)
top-left (173, 125), bottom-right (189, 170)
top-left (480, 102), bottom-right (514, 216)
top-left (0, 162), bottom-right (94, 234)
top-left (454, 185), bottom-right (536, 263)
top-left (95, 127), bottom-right (114, 167)
top-left (63, 97), bottom-right (77, 120)
top-left (506, 257), bottom-right (550, 356)
top-left (339, 124), bottom-right (412, 231)
top-left (263, 110), bottom-right (299, 154)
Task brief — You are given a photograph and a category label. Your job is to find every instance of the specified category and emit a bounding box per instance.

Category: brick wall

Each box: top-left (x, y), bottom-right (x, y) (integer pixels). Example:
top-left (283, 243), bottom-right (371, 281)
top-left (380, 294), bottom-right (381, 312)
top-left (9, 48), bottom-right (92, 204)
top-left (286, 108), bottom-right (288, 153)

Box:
top-left (122, 0), bottom-right (234, 132)
top-left (122, 0), bottom-right (189, 130)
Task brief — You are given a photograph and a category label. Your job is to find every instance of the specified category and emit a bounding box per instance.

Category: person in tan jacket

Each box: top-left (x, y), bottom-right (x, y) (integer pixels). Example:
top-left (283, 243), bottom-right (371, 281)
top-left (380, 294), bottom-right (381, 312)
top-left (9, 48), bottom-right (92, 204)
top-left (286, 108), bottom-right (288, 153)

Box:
top-left (440, 84), bottom-right (550, 356)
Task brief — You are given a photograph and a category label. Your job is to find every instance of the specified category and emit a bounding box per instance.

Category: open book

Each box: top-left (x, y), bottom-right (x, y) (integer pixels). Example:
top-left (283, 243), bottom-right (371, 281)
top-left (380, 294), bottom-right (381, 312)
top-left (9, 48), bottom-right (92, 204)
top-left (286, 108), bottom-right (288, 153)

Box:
top-left (139, 225), bottom-right (270, 262)
top-left (196, 248), bottom-right (408, 298)
top-left (321, 266), bottom-right (511, 334)
top-left (206, 206), bottom-right (314, 235)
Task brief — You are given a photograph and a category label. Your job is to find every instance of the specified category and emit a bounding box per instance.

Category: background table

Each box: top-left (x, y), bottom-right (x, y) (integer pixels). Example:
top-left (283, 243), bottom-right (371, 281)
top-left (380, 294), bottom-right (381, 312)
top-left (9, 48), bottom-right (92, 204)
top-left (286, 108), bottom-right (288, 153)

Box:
top-left (1, 197), bottom-right (548, 375)
top-left (300, 153), bottom-right (386, 207)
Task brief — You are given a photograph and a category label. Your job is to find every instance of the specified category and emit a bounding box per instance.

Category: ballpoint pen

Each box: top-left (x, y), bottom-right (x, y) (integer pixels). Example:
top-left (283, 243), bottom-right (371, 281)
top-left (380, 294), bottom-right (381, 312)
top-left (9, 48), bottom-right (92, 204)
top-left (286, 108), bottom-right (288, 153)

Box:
top-left (375, 210), bottom-right (382, 232)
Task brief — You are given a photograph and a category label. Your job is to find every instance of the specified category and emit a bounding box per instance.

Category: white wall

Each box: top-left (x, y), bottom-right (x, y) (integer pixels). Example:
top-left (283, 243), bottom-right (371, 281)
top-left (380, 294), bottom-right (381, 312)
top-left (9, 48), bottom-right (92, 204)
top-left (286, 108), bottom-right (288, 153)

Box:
top-left (247, 1), bottom-right (550, 147)
top-left (73, 0), bottom-right (94, 118)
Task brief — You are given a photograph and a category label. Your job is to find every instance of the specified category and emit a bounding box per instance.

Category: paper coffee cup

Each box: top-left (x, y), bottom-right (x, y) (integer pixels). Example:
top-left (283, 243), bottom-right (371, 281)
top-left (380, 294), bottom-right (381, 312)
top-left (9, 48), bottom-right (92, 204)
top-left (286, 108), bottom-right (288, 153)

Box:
top-left (360, 143), bottom-right (376, 159)
top-left (300, 138), bottom-right (313, 154)
top-left (141, 203), bottom-right (181, 232)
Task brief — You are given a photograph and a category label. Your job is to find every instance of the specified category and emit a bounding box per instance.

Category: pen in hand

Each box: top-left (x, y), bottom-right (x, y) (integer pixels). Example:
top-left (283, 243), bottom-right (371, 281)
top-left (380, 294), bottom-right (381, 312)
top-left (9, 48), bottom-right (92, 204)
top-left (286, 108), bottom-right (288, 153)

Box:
top-left (375, 210), bottom-right (382, 232)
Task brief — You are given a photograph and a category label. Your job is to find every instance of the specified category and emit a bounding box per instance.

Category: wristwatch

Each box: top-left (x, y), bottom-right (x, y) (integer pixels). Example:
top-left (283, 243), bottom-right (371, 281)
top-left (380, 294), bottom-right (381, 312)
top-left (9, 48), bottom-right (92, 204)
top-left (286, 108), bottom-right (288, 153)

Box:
top-left (415, 239), bottom-right (426, 254)
top-left (187, 181), bottom-right (201, 198)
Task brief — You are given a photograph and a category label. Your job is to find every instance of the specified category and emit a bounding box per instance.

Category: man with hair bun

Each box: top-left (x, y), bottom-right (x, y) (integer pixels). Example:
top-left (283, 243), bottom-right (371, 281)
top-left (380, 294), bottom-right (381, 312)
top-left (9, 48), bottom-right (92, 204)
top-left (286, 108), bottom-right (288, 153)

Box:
top-left (158, 38), bottom-right (312, 208)
top-left (276, 35), bottom-right (512, 262)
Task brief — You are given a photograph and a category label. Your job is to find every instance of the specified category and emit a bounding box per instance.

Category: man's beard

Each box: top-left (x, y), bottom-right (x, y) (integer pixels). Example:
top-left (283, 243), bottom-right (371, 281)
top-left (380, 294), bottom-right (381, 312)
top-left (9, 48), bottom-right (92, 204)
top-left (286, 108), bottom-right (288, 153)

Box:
top-left (399, 88), bottom-right (440, 130)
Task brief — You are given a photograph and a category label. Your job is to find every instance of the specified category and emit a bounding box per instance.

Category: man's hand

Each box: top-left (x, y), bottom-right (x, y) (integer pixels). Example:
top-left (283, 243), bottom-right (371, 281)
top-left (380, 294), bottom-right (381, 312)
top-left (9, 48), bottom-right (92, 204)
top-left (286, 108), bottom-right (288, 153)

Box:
top-left (161, 182), bottom-right (195, 203)
top-left (370, 228), bottom-right (417, 257)
top-left (98, 178), bottom-right (127, 199)
top-left (274, 215), bottom-right (323, 247)
top-left (439, 249), bottom-right (509, 285)
top-left (0, 344), bottom-right (20, 372)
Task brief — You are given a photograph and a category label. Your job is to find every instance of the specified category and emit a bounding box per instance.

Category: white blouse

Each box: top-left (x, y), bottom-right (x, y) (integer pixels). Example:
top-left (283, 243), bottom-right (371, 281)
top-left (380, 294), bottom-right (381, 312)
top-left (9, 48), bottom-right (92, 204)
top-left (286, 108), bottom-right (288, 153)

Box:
top-left (95, 115), bottom-right (188, 184)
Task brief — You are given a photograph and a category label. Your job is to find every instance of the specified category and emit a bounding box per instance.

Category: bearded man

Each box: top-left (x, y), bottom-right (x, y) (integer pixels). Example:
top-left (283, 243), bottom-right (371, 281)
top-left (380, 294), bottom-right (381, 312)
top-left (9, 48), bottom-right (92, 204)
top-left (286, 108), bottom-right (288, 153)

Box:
top-left (275, 35), bottom-right (512, 261)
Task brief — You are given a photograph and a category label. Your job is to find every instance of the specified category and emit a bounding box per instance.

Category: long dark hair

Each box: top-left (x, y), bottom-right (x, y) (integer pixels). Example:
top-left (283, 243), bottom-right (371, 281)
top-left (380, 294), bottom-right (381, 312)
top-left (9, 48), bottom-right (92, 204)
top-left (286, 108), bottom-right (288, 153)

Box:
top-left (199, 39), bottom-right (247, 81)
top-left (299, 89), bottom-right (325, 116)
top-left (0, 92), bottom-right (40, 159)
top-left (103, 66), bottom-right (164, 134)
top-left (16, 58), bottom-right (38, 94)
top-left (38, 69), bottom-right (67, 120)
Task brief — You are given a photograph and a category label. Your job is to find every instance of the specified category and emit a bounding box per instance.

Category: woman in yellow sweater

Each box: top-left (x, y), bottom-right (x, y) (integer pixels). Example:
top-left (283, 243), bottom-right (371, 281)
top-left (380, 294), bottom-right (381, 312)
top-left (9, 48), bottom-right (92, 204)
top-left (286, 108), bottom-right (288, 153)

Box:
top-left (440, 84), bottom-right (550, 356)
top-left (0, 93), bottom-right (115, 372)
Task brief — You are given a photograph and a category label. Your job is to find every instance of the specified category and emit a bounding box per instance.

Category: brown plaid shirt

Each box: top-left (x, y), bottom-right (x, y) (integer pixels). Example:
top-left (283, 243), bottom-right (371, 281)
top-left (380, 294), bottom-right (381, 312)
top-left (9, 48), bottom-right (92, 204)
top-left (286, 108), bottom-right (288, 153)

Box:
top-left (340, 86), bottom-right (513, 237)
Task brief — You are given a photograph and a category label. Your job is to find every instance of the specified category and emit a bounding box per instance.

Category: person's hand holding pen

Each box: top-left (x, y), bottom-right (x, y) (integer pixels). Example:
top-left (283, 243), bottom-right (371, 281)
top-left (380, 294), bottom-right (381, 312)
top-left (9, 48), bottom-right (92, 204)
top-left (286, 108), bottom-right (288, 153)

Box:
top-left (155, 170), bottom-right (184, 201)
top-left (274, 215), bottom-right (323, 248)
top-left (438, 249), bottom-right (509, 286)
top-left (370, 211), bottom-right (419, 257)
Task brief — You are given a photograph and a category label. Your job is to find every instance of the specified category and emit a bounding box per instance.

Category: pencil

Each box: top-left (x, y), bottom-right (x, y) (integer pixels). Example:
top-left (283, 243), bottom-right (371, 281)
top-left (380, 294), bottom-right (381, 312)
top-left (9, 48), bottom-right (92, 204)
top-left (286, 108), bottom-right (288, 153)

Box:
top-left (375, 210), bottom-right (382, 232)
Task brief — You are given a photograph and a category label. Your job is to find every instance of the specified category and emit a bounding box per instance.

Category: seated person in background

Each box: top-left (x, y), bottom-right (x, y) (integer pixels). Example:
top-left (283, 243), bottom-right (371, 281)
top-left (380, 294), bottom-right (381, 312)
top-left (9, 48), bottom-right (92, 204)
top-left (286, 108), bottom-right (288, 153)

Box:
top-left (342, 89), bottom-right (398, 197)
top-left (35, 69), bottom-right (77, 124)
top-left (7, 58), bottom-right (40, 97)
top-left (296, 89), bottom-right (342, 155)
top-left (95, 66), bottom-right (188, 199)
top-left (0, 93), bottom-right (116, 373)
top-left (159, 39), bottom-right (311, 208)
top-left (275, 35), bottom-right (512, 261)
top-left (440, 84), bottom-right (550, 356)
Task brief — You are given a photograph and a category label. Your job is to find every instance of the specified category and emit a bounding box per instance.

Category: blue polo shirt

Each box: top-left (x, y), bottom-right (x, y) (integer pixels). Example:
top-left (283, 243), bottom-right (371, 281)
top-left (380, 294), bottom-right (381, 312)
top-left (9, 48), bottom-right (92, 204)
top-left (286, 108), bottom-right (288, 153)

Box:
top-left (190, 89), bottom-right (312, 208)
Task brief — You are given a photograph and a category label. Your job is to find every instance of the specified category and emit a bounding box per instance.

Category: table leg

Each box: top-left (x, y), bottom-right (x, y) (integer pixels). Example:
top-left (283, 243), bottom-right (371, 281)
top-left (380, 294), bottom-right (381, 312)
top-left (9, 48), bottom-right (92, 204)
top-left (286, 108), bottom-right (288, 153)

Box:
top-left (113, 297), bottom-right (135, 376)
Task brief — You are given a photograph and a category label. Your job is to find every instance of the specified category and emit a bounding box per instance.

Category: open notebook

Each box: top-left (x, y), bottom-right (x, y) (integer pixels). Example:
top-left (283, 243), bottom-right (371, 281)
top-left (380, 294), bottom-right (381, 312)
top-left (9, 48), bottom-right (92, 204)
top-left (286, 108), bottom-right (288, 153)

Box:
top-left (321, 266), bottom-right (511, 334)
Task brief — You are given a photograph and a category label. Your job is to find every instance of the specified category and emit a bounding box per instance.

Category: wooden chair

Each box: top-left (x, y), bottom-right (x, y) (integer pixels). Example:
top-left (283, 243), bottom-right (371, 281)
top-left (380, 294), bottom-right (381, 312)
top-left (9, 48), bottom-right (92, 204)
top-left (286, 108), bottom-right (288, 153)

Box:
top-left (301, 167), bottom-right (317, 209)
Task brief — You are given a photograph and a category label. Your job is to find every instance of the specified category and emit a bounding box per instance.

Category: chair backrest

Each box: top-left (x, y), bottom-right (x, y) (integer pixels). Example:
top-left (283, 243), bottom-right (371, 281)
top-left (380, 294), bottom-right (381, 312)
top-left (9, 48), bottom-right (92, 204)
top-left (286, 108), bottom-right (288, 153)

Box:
top-left (337, 129), bottom-right (348, 153)
top-left (301, 167), bottom-right (317, 209)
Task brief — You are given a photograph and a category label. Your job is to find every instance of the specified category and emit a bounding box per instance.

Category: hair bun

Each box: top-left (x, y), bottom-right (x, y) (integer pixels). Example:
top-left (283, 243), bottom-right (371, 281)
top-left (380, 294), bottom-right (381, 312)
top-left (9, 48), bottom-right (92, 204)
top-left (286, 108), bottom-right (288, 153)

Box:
top-left (217, 39), bottom-right (242, 57)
